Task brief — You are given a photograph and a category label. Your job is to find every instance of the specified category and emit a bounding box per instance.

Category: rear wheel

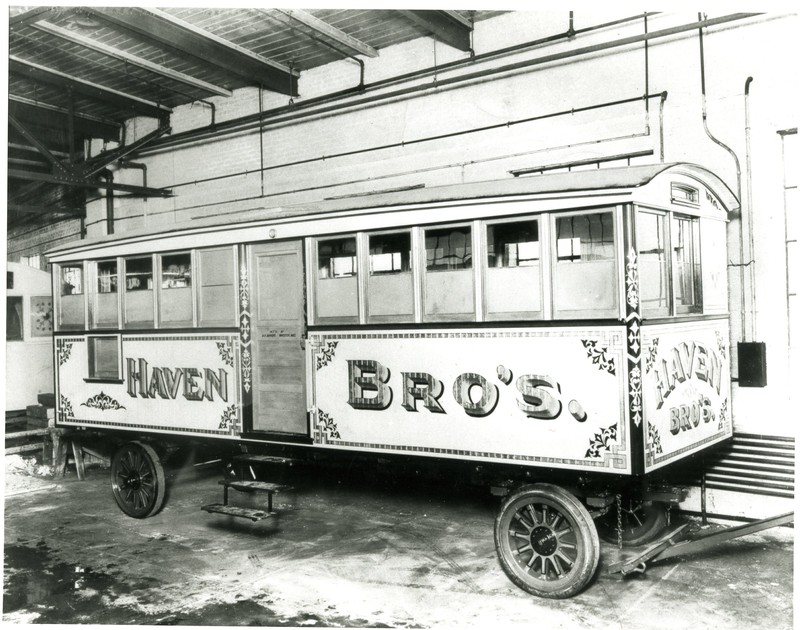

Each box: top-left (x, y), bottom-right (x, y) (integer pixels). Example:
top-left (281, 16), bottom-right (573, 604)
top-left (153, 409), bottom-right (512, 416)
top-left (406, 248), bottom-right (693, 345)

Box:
top-left (111, 441), bottom-right (166, 518)
top-left (597, 499), bottom-right (668, 547)
top-left (494, 483), bottom-right (599, 599)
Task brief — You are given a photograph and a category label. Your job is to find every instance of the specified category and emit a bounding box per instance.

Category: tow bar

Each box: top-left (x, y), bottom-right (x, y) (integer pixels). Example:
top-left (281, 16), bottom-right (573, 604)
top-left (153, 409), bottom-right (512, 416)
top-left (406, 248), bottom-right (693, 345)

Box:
top-left (607, 511), bottom-right (794, 576)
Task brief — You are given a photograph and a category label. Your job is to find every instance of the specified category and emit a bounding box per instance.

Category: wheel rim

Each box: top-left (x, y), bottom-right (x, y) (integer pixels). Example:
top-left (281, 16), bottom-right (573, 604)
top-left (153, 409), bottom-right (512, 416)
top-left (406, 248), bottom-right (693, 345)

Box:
top-left (598, 499), bottom-right (667, 545)
top-left (111, 443), bottom-right (163, 518)
top-left (502, 498), bottom-right (581, 584)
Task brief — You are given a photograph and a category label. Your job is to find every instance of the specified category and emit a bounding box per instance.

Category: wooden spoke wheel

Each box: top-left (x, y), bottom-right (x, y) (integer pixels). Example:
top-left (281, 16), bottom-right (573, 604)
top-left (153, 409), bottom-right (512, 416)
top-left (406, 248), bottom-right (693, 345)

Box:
top-left (598, 499), bottom-right (668, 547)
top-left (494, 483), bottom-right (599, 599)
top-left (111, 441), bottom-right (166, 519)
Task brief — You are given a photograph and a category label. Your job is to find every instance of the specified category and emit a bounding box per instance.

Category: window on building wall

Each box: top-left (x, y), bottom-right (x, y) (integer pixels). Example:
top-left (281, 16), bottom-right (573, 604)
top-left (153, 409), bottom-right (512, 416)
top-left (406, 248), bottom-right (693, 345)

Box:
top-left (87, 336), bottom-right (121, 381)
top-left (553, 211), bottom-right (617, 318)
top-left (368, 231), bottom-right (413, 321)
top-left (486, 219), bottom-right (542, 319)
top-left (30, 296), bottom-right (53, 337)
top-left (638, 212), bottom-right (669, 317)
top-left (124, 256), bottom-right (154, 327)
top-left (160, 252), bottom-right (193, 326)
top-left (198, 247), bottom-right (236, 326)
top-left (59, 264), bottom-right (85, 329)
top-left (7, 297), bottom-right (23, 341)
top-left (95, 259), bottom-right (119, 328)
top-left (672, 216), bottom-right (702, 313)
top-left (424, 225), bottom-right (474, 320)
top-left (317, 237), bottom-right (358, 321)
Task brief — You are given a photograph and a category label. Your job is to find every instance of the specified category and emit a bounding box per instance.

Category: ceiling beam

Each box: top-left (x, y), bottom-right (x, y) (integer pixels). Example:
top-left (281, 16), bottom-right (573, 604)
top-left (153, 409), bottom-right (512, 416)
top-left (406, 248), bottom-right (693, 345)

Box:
top-left (398, 10), bottom-right (473, 52)
top-left (81, 124), bottom-right (171, 178)
top-left (9, 114), bottom-right (75, 176)
top-left (8, 169), bottom-right (173, 198)
top-left (9, 95), bottom-right (122, 143)
top-left (9, 142), bottom-right (70, 159)
top-left (10, 56), bottom-right (173, 120)
top-left (88, 7), bottom-right (299, 96)
top-left (33, 21), bottom-right (233, 98)
top-left (271, 9), bottom-right (378, 58)
top-left (9, 7), bottom-right (64, 30)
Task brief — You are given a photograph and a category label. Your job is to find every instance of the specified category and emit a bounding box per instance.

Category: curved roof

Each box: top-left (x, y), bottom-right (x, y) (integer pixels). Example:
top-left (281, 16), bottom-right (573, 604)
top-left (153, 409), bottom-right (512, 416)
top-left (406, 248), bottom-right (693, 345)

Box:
top-left (47, 162), bottom-right (739, 256)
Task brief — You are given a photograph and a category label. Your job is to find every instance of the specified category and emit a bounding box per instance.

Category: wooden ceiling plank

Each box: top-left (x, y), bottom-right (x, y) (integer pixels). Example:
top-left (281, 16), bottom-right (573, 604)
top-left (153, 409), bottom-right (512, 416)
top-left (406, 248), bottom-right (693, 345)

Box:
top-left (9, 7), bottom-right (63, 29)
top-left (32, 21), bottom-right (233, 98)
top-left (9, 56), bottom-right (172, 119)
top-left (398, 10), bottom-right (473, 52)
top-left (88, 7), bottom-right (299, 95)
top-left (8, 114), bottom-right (74, 175)
top-left (273, 9), bottom-right (379, 58)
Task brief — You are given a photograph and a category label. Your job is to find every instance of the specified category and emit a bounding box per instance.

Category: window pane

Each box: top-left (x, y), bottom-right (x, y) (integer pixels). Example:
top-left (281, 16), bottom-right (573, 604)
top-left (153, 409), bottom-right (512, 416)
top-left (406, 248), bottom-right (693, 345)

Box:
top-left (370, 232), bottom-right (411, 275)
top-left (488, 221), bottom-right (540, 268)
top-left (97, 260), bottom-right (117, 294)
top-left (554, 212), bottom-right (617, 315)
top-left (88, 337), bottom-right (119, 379)
top-left (673, 216), bottom-right (702, 312)
top-left (317, 238), bottom-right (358, 320)
top-left (639, 213), bottom-right (669, 317)
top-left (160, 253), bottom-right (193, 324)
top-left (31, 296), bottom-right (53, 337)
top-left (199, 248), bottom-right (235, 326)
top-left (486, 220), bottom-right (541, 318)
top-left (426, 226), bottom-right (472, 271)
top-left (7, 297), bottom-right (23, 341)
top-left (162, 253), bottom-right (192, 289)
top-left (61, 265), bottom-right (83, 295)
top-left (126, 257), bottom-right (153, 291)
top-left (319, 238), bottom-right (357, 279)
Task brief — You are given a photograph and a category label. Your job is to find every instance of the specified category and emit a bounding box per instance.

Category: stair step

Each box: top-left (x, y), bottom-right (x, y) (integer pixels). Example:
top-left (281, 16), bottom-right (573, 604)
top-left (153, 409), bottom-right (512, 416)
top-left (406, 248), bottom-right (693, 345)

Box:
top-left (6, 428), bottom-right (49, 440)
top-left (201, 504), bottom-right (277, 521)
top-left (220, 480), bottom-right (292, 493)
top-left (233, 454), bottom-right (297, 466)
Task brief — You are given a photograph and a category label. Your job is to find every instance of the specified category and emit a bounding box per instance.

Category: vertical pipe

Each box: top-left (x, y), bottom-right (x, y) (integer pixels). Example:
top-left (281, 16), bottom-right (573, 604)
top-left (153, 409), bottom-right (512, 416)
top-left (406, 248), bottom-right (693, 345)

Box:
top-left (659, 91), bottom-right (668, 162)
top-left (698, 13), bottom-right (746, 342)
top-left (644, 14), bottom-right (650, 133)
top-left (744, 77), bottom-right (756, 340)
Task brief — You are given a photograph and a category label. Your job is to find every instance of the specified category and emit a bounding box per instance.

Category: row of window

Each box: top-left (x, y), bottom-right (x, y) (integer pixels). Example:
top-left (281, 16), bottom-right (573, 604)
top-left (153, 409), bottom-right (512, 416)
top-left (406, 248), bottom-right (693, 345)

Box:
top-left (58, 247), bottom-right (236, 330)
top-left (54, 207), bottom-right (727, 332)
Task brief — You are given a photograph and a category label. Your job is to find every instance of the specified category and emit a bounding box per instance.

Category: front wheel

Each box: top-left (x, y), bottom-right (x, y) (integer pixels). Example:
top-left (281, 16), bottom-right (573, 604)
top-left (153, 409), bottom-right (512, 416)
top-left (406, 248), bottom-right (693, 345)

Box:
top-left (494, 483), bottom-right (599, 599)
top-left (111, 441), bottom-right (166, 518)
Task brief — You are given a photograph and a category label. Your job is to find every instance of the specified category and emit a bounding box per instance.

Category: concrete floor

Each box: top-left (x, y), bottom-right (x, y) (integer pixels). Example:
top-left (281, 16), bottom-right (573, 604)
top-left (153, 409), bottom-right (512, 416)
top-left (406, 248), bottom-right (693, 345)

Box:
top-left (3, 456), bottom-right (794, 628)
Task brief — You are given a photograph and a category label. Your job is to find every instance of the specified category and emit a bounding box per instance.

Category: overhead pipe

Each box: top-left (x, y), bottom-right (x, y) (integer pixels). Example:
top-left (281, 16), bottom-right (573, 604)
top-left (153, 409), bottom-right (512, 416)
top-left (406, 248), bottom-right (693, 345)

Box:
top-left (144, 11), bottom-right (746, 155)
top-left (119, 159), bottom-right (147, 189)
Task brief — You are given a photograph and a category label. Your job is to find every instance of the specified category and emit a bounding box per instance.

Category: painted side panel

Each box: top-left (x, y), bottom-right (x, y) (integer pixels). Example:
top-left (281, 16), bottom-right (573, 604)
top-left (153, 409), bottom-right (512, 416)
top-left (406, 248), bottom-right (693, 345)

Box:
top-left (642, 319), bottom-right (732, 473)
top-left (55, 333), bottom-right (242, 438)
top-left (309, 327), bottom-right (631, 474)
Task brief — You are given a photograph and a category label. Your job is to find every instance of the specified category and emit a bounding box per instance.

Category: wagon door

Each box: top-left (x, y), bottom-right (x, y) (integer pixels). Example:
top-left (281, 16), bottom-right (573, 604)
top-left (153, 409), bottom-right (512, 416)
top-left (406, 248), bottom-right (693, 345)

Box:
top-left (250, 240), bottom-right (307, 435)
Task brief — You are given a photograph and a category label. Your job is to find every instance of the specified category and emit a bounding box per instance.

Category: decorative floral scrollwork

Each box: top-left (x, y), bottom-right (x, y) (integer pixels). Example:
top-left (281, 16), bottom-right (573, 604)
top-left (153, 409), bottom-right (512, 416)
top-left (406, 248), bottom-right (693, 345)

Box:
top-left (315, 341), bottom-right (339, 370)
top-left (239, 262), bottom-right (250, 311)
top-left (625, 248), bottom-right (639, 310)
top-left (59, 395), bottom-right (74, 419)
top-left (581, 340), bottom-right (616, 375)
top-left (316, 409), bottom-right (341, 443)
top-left (81, 391), bottom-right (126, 411)
top-left (715, 331), bottom-right (728, 360)
top-left (219, 404), bottom-right (238, 430)
top-left (585, 423), bottom-right (618, 458)
top-left (648, 423), bottom-right (663, 455)
top-left (645, 338), bottom-right (660, 374)
top-left (241, 348), bottom-right (252, 393)
top-left (629, 366), bottom-right (642, 427)
top-left (718, 398), bottom-right (728, 431)
top-left (216, 341), bottom-right (235, 367)
top-left (57, 341), bottom-right (73, 366)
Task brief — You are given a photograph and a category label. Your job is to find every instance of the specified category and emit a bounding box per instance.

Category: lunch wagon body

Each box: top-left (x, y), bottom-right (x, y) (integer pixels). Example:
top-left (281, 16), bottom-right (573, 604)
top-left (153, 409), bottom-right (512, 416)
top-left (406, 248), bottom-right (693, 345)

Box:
top-left (47, 162), bottom-right (736, 598)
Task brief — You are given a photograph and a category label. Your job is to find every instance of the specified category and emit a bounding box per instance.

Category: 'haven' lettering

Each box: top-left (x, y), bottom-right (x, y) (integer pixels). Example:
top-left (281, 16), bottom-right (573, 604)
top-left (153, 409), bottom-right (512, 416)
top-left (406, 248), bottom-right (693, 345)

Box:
top-left (126, 358), bottom-right (228, 402)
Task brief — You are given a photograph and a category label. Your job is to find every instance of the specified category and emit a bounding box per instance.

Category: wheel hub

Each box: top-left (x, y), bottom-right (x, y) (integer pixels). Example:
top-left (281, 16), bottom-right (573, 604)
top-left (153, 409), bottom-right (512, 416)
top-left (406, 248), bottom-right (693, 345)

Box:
top-left (530, 525), bottom-right (558, 556)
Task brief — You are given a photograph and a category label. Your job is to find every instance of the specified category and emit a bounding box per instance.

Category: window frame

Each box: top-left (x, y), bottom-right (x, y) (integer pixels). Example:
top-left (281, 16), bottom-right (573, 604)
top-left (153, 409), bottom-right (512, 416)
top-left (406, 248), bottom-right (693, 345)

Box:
top-left (549, 207), bottom-right (622, 320)
top-left (636, 208), bottom-right (672, 318)
top-left (85, 334), bottom-right (124, 383)
top-left (365, 228), bottom-right (416, 324)
top-left (122, 254), bottom-right (157, 329)
top-left (482, 215), bottom-right (547, 322)
top-left (197, 245), bottom-right (238, 328)
top-left (312, 234), bottom-right (361, 325)
top-left (90, 257), bottom-right (122, 329)
top-left (55, 261), bottom-right (88, 331)
top-left (421, 221), bottom-right (477, 322)
top-left (156, 250), bottom-right (197, 328)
